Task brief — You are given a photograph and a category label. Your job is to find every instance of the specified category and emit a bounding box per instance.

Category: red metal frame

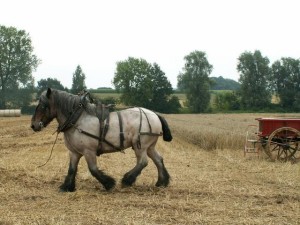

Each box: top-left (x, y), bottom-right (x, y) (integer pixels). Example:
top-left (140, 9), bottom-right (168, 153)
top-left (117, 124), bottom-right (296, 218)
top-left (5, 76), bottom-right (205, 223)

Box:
top-left (256, 118), bottom-right (300, 137)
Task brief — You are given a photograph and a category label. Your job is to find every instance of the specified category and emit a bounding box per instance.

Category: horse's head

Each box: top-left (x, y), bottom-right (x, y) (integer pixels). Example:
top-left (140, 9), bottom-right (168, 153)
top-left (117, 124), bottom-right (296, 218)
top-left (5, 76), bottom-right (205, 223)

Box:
top-left (31, 88), bottom-right (55, 132)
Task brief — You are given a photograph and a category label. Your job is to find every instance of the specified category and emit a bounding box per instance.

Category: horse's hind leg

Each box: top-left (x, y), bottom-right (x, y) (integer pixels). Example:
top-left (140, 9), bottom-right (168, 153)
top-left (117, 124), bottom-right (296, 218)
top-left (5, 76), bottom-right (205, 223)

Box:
top-left (84, 152), bottom-right (116, 191)
top-left (60, 151), bottom-right (82, 192)
top-left (147, 146), bottom-right (170, 187)
top-left (122, 148), bottom-right (148, 187)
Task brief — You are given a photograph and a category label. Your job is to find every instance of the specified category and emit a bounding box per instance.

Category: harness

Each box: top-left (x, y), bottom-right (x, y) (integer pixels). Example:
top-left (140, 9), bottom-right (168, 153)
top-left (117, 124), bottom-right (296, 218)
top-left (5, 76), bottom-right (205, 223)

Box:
top-left (76, 107), bottom-right (124, 156)
top-left (57, 94), bottom-right (89, 133)
top-left (57, 93), bottom-right (162, 156)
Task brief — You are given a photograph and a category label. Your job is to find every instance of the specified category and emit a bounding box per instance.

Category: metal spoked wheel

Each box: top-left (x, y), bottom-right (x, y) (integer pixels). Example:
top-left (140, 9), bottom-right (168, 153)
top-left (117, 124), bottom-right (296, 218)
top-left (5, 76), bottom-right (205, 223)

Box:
top-left (266, 127), bottom-right (300, 162)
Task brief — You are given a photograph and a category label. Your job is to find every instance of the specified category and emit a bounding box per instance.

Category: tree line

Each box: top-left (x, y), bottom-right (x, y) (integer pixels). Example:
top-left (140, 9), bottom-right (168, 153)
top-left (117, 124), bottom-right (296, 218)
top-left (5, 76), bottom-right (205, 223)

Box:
top-left (1, 25), bottom-right (300, 114)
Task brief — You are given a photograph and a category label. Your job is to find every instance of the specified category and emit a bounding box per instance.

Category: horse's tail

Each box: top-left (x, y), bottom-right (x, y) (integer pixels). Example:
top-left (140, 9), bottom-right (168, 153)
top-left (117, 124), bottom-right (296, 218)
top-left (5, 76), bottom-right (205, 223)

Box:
top-left (157, 114), bottom-right (173, 142)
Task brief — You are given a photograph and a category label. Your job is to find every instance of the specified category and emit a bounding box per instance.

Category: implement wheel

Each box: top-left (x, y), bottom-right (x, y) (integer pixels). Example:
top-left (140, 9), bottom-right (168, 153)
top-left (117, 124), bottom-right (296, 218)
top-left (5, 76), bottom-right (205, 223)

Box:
top-left (266, 127), bottom-right (300, 162)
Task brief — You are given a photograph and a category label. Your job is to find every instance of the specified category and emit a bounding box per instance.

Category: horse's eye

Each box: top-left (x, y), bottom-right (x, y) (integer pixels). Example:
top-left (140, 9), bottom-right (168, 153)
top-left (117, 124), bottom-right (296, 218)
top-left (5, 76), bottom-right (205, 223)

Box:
top-left (38, 102), bottom-right (48, 111)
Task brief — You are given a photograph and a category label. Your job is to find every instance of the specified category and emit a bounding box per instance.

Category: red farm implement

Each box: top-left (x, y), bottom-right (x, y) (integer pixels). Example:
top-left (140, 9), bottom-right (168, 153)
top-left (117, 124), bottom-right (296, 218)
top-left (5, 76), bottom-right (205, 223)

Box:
top-left (245, 118), bottom-right (300, 162)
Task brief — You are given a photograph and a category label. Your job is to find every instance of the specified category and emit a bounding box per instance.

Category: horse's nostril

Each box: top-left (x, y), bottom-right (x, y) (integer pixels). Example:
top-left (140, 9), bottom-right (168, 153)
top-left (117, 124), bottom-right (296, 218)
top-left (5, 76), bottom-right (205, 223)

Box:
top-left (31, 125), bottom-right (34, 129)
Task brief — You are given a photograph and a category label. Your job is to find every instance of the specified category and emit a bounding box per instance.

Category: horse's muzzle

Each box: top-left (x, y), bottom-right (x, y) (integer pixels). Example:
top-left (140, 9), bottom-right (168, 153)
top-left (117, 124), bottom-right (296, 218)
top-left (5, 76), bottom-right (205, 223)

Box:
top-left (31, 121), bottom-right (44, 132)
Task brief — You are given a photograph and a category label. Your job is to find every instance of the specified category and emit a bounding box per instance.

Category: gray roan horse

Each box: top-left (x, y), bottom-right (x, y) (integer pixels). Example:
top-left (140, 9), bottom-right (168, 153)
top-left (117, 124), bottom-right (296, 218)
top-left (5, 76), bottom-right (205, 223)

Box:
top-left (31, 88), bottom-right (172, 192)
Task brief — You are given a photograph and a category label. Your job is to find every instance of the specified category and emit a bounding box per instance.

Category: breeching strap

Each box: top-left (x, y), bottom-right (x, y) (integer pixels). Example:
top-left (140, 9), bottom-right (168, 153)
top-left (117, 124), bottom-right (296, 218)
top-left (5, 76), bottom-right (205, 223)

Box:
top-left (136, 108), bottom-right (161, 149)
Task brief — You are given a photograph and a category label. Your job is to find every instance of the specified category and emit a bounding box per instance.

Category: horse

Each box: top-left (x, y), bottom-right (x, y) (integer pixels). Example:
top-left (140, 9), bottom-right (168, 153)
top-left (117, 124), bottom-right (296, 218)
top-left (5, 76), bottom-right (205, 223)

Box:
top-left (31, 88), bottom-right (172, 192)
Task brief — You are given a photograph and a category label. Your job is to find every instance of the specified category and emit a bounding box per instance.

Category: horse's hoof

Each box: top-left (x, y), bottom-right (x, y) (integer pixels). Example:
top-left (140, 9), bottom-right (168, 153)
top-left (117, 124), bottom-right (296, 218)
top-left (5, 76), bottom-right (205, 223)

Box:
top-left (59, 184), bottom-right (75, 192)
top-left (155, 169), bottom-right (170, 187)
top-left (121, 173), bottom-right (136, 187)
top-left (121, 182), bottom-right (132, 188)
top-left (155, 178), bottom-right (170, 187)
top-left (103, 177), bottom-right (116, 191)
top-left (155, 182), bottom-right (168, 187)
top-left (121, 179), bottom-right (134, 187)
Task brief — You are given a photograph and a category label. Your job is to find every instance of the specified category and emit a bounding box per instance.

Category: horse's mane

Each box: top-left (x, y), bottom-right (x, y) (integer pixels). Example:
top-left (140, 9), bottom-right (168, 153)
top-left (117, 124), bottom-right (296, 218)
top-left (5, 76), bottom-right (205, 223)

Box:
top-left (50, 89), bottom-right (96, 117)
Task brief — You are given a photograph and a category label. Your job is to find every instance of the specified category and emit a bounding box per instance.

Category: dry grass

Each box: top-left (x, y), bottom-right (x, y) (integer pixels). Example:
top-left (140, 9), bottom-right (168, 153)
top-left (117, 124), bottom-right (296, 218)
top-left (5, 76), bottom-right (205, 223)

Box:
top-left (0, 115), bottom-right (299, 225)
top-left (165, 113), bottom-right (300, 151)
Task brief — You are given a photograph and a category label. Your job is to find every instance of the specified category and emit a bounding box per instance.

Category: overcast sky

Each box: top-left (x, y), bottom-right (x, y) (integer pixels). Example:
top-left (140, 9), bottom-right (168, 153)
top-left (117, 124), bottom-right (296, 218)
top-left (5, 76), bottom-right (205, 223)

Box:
top-left (1, 0), bottom-right (300, 89)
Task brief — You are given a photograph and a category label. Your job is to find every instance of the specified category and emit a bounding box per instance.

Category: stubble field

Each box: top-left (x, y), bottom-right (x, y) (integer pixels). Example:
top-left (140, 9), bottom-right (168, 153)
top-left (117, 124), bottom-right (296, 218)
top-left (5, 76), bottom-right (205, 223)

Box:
top-left (0, 113), bottom-right (299, 225)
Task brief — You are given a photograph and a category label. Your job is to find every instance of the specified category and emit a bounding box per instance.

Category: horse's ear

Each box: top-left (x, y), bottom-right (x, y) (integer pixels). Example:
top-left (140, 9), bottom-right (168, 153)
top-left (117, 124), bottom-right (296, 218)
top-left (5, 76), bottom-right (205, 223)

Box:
top-left (46, 88), bottom-right (52, 99)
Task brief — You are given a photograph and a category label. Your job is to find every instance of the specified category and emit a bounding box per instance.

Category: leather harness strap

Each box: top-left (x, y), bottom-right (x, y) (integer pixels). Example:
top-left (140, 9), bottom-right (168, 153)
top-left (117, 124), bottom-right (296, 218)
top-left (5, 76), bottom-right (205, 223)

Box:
top-left (96, 110), bottom-right (125, 156)
top-left (97, 103), bottom-right (105, 156)
top-left (97, 111), bottom-right (125, 154)
top-left (57, 95), bottom-right (88, 133)
top-left (117, 111), bottom-right (125, 150)
top-left (136, 108), bottom-right (162, 148)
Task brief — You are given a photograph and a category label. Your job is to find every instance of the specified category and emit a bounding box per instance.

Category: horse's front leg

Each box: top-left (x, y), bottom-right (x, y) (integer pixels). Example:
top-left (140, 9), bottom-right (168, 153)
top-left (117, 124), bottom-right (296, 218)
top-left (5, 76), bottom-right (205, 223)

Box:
top-left (60, 151), bottom-right (82, 192)
top-left (84, 151), bottom-right (116, 191)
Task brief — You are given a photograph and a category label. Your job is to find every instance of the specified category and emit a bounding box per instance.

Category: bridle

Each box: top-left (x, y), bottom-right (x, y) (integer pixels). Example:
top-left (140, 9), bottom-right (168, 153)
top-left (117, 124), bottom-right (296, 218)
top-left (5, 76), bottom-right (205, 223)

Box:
top-left (32, 97), bottom-right (51, 129)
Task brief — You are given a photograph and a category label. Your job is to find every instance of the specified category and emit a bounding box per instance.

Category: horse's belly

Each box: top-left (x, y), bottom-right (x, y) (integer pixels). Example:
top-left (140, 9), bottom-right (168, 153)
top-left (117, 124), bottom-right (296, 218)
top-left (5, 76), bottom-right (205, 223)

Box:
top-left (64, 129), bottom-right (99, 153)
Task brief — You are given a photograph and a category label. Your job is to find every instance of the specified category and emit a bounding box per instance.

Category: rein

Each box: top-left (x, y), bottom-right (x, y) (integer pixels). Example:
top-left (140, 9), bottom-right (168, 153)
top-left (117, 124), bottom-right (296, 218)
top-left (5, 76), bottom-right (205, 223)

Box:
top-left (37, 131), bottom-right (59, 168)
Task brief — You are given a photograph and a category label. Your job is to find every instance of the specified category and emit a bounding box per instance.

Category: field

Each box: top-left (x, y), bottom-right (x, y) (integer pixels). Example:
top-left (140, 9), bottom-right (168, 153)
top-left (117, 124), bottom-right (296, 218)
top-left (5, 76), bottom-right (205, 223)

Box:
top-left (0, 114), bottom-right (299, 224)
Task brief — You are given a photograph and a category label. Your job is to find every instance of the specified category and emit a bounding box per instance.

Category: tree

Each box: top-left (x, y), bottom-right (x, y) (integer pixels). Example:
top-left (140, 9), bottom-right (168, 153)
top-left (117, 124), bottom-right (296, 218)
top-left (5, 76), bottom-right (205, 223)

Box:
top-left (71, 65), bottom-right (86, 94)
top-left (6, 80), bottom-right (35, 109)
top-left (148, 63), bottom-right (174, 112)
top-left (214, 91), bottom-right (240, 111)
top-left (113, 57), bottom-right (180, 113)
top-left (177, 51), bottom-right (213, 113)
top-left (114, 57), bottom-right (150, 106)
top-left (237, 50), bottom-right (271, 109)
top-left (0, 25), bottom-right (39, 109)
top-left (210, 76), bottom-right (240, 90)
top-left (36, 78), bottom-right (68, 97)
top-left (271, 57), bottom-right (300, 110)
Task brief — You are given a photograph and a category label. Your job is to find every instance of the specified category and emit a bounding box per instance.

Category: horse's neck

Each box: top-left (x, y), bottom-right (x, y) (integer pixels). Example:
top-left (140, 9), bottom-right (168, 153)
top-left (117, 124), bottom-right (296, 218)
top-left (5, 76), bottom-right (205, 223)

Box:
top-left (56, 109), bottom-right (68, 128)
top-left (54, 93), bottom-right (95, 129)
top-left (54, 94), bottom-right (78, 128)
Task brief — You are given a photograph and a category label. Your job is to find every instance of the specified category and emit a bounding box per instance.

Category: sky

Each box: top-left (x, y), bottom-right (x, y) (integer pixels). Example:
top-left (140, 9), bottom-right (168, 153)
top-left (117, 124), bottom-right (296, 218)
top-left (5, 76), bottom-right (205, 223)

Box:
top-left (1, 0), bottom-right (300, 89)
